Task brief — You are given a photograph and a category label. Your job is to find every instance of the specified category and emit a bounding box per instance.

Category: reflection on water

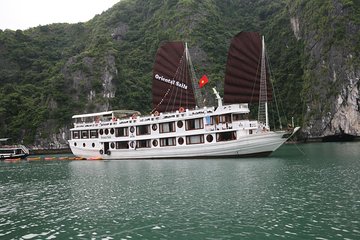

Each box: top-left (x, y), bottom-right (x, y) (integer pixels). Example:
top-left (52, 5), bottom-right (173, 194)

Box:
top-left (0, 142), bottom-right (359, 239)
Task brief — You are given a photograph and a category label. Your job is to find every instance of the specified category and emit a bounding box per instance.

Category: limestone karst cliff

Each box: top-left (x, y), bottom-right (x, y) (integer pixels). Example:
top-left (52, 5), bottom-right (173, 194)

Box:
top-left (0, 0), bottom-right (359, 148)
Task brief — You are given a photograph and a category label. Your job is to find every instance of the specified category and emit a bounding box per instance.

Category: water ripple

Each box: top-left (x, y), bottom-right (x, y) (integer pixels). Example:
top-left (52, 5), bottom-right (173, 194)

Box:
top-left (0, 143), bottom-right (359, 239)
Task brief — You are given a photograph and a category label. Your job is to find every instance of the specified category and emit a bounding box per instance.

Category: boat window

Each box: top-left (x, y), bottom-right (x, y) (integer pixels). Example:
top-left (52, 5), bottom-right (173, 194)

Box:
top-left (130, 126), bottom-right (135, 133)
top-left (136, 140), bottom-right (151, 148)
top-left (72, 131), bottom-right (80, 139)
top-left (204, 116), bottom-right (211, 125)
top-left (152, 139), bottom-right (158, 147)
top-left (159, 122), bottom-right (175, 133)
top-left (185, 118), bottom-right (203, 131)
top-left (81, 130), bottom-right (89, 139)
top-left (216, 131), bottom-right (236, 142)
top-left (137, 125), bottom-right (151, 135)
top-left (233, 113), bottom-right (248, 121)
top-left (116, 141), bottom-right (129, 149)
top-left (115, 127), bottom-right (128, 137)
top-left (186, 135), bottom-right (204, 145)
top-left (211, 116), bottom-right (219, 124)
top-left (211, 114), bottom-right (232, 124)
top-left (160, 137), bottom-right (176, 147)
top-left (105, 129), bottom-right (109, 135)
top-left (177, 121), bottom-right (183, 128)
top-left (90, 130), bottom-right (98, 138)
top-left (0, 149), bottom-right (14, 154)
top-left (206, 134), bottom-right (214, 143)
top-left (220, 114), bottom-right (232, 123)
top-left (178, 137), bottom-right (184, 145)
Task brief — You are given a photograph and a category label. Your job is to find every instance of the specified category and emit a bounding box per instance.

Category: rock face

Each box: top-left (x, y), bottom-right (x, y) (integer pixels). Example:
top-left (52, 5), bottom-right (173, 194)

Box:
top-left (33, 53), bottom-right (118, 149)
top-left (290, 0), bottom-right (360, 139)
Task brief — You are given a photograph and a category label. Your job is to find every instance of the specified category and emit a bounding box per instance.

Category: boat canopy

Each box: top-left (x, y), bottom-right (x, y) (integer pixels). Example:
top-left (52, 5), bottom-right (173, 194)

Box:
top-left (0, 138), bottom-right (10, 142)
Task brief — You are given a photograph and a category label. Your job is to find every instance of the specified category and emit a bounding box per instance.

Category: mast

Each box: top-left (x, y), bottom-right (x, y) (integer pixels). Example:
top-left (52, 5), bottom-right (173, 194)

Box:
top-left (258, 36), bottom-right (269, 129)
top-left (185, 43), bottom-right (204, 108)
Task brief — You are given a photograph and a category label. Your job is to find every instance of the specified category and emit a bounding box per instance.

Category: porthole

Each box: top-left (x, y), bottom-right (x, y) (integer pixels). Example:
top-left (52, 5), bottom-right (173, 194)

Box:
top-left (130, 126), bottom-right (135, 133)
top-left (105, 129), bottom-right (109, 135)
top-left (99, 129), bottom-right (104, 135)
top-left (178, 137), bottom-right (184, 145)
top-left (92, 143), bottom-right (95, 148)
top-left (177, 121), bottom-right (183, 128)
top-left (74, 142), bottom-right (77, 147)
top-left (110, 128), bottom-right (115, 135)
top-left (152, 139), bottom-right (158, 147)
top-left (152, 124), bottom-right (158, 131)
top-left (129, 141), bottom-right (135, 148)
top-left (206, 134), bottom-right (213, 143)
top-left (110, 142), bottom-right (115, 149)
top-left (83, 143), bottom-right (86, 147)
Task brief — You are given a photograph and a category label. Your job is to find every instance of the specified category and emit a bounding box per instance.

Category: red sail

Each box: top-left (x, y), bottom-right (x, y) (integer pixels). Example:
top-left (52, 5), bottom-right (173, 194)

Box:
top-left (223, 32), bottom-right (272, 104)
top-left (152, 42), bottom-right (196, 113)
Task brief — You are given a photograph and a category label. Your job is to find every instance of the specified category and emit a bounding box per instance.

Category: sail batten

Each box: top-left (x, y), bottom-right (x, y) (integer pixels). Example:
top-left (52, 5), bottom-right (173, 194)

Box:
top-left (224, 32), bottom-right (272, 104)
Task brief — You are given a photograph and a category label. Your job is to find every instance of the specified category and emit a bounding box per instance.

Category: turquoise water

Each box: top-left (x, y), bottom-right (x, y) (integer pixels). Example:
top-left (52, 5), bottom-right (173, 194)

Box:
top-left (0, 142), bottom-right (359, 239)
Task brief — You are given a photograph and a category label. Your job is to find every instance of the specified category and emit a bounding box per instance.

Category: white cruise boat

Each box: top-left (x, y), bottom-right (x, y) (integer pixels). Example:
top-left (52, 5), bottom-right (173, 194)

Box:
top-left (69, 32), bottom-right (299, 160)
top-left (0, 138), bottom-right (29, 160)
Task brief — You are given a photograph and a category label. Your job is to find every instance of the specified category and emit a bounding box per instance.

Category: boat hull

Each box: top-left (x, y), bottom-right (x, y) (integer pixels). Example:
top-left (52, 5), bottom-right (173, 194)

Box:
top-left (0, 153), bottom-right (28, 160)
top-left (69, 131), bottom-right (289, 160)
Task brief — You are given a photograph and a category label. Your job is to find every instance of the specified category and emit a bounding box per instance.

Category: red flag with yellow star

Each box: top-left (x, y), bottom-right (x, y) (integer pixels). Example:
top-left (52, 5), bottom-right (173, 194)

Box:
top-left (198, 75), bottom-right (209, 88)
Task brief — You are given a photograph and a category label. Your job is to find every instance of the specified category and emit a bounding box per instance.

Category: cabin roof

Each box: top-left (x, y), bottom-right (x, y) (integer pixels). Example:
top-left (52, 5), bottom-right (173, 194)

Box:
top-left (72, 110), bottom-right (141, 119)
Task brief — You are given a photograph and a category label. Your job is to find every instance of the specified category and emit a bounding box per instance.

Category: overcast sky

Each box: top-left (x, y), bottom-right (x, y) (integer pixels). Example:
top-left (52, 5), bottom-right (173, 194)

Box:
top-left (0, 0), bottom-right (121, 30)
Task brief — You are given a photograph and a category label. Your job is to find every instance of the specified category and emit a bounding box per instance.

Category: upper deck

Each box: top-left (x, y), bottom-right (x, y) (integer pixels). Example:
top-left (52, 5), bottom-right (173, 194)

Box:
top-left (71, 104), bottom-right (250, 130)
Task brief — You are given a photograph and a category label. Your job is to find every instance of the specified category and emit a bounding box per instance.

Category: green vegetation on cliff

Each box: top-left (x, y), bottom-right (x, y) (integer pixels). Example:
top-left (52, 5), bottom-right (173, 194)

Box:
top-left (0, 0), bottom-right (359, 144)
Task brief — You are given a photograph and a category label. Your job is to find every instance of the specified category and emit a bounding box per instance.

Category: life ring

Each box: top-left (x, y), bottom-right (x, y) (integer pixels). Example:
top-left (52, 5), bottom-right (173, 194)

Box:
top-left (179, 107), bottom-right (185, 113)
top-left (152, 124), bottom-right (158, 131)
top-left (129, 141), bottom-right (135, 148)
top-left (154, 111), bottom-right (159, 116)
top-left (106, 150), bottom-right (111, 155)
top-left (99, 149), bottom-right (104, 155)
